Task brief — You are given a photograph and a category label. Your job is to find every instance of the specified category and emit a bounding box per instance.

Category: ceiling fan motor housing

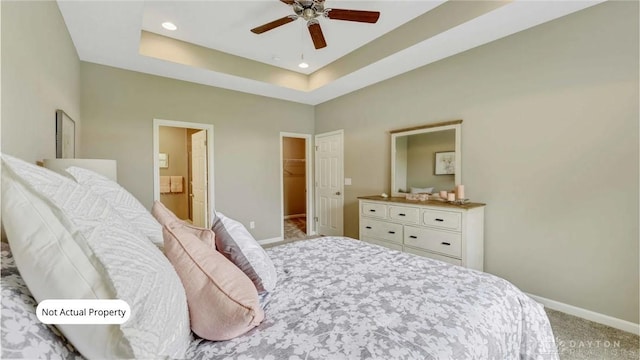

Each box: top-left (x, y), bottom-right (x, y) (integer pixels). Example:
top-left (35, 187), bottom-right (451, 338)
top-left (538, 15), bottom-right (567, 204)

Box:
top-left (293, 0), bottom-right (325, 21)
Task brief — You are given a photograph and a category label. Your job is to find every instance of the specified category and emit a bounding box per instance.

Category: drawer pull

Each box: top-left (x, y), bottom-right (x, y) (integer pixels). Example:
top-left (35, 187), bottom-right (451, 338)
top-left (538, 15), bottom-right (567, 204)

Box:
top-left (409, 235), bottom-right (417, 239)
top-left (441, 242), bottom-right (451, 246)
top-left (398, 213), bottom-right (406, 216)
top-left (435, 218), bottom-right (444, 222)
top-left (365, 226), bottom-right (372, 229)
top-left (388, 231), bottom-right (396, 234)
top-left (369, 209), bottom-right (376, 212)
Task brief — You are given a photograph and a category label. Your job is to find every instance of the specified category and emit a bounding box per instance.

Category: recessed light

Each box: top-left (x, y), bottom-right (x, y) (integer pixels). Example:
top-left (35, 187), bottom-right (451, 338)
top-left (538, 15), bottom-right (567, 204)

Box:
top-left (272, 56), bottom-right (281, 61)
top-left (162, 22), bottom-right (177, 31)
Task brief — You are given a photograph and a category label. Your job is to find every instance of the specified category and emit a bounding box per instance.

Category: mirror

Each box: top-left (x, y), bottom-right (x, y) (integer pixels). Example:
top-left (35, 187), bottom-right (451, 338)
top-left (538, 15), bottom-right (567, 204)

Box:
top-left (391, 120), bottom-right (462, 197)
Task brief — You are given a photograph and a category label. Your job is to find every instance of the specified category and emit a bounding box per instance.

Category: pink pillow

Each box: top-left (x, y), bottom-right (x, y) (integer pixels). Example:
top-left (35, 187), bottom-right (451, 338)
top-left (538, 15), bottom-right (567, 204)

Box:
top-left (152, 201), bottom-right (216, 249)
top-left (162, 223), bottom-right (264, 340)
top-left (152, 200), bottom-right (182, 227)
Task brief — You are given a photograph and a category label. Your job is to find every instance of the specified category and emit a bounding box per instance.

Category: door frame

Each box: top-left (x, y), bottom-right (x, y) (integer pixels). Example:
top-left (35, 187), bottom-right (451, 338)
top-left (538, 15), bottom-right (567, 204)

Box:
top-left (280, 132), bottom-right (314, 239)
top-left (314, 129), bottom-right (344, 236)
top-left (153, 119), bottom-right (215, 226)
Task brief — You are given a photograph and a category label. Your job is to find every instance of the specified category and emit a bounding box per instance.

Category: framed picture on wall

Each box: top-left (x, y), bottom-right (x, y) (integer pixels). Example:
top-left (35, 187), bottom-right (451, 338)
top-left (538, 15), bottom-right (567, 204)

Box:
top-left (55, 110), bottom-right (76, 158)
top-left (435, 151), bottom-right (455, 175)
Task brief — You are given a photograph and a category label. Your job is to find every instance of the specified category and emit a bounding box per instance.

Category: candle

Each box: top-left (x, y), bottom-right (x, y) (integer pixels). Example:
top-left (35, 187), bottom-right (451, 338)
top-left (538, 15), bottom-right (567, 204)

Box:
top-left (447, 192), bottom-right (455, 201)
top-left (439, 190), bottom-right (448, 199)
top-left (456, 185), bottom-right (465, 200)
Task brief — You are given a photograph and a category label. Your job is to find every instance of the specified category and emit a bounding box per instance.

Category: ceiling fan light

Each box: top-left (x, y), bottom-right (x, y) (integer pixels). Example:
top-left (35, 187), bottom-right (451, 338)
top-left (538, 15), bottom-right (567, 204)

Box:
top-left (162, 22), bottom-right (177, 31)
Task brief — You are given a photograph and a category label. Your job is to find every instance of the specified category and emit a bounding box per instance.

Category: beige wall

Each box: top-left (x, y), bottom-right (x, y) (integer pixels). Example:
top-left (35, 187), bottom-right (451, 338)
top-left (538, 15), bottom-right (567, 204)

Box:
top-left (315, 1), bottom-right (639, 324)
top-left (1, 0), bottom-right (80, 162)
top-left (80, 62), bottom-right (314, 240)
top-left (159, 126), bottom-right (189, 220)
top-left (283, 137), bottom-right (306, 216)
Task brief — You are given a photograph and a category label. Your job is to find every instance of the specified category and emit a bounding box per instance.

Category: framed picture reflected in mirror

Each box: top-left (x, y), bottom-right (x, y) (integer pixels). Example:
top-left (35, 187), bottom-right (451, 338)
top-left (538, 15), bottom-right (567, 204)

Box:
top-left (435, 151), bottom-right (455, 175)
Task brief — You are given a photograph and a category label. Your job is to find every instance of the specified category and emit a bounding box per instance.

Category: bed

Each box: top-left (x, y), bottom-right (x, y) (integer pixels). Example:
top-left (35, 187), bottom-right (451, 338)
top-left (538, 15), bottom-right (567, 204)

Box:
top-left (2, 237), bottom-right (557, 359)
top-left (0, 153), bottom-right (557, 359)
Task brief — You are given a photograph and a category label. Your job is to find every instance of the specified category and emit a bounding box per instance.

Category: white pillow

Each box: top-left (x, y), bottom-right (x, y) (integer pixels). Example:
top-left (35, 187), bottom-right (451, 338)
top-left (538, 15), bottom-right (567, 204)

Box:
top-left (212, 212), bottom-right (277, 293)
top-left (66, 166), bottom-right (163, 249)
top-left (2, 168), bottom-right (123, 358)
top-left (410, 186), bottom-right (434, 194)
top-left (1, 154), bottom-right (191, 359)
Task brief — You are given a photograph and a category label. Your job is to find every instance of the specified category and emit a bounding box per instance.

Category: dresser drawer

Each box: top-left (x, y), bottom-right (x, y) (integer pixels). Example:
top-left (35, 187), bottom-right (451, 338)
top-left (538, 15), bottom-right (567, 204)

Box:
top-left (361, 202), bottom-right (387, 219)
top-left (405, 246), bottom-right (462, 266)
top-left (360, 218), bottom-right (403, 244)
top-left (421, 209), bottom-right (461, 231)
top-left (362, 237), bottom-right (403, 252)
top-left (403, 226), bottom-right (462, 258)
top-left (389, 206), bottom-right (419, 224)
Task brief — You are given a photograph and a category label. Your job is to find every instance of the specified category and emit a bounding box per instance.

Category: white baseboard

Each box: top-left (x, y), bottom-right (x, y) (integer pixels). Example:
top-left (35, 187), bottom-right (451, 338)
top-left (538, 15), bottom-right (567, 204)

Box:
top-left (259, 232), bottom-right (319, 246)
top-left (258, 237), bottom-right (283, 245)
top-left (284, 214), bottom-right (306, 220)
top-left (526, 293), bottom-right (640, 335)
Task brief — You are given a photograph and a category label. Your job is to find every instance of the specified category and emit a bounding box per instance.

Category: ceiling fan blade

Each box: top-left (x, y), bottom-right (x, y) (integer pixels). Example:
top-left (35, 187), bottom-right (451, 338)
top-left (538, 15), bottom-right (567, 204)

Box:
top-left (251, 15), bottom-right (297, 34)
top-left (280, 0), bottom-right (295, 5)
top-left (325, 8), bottom-right (380, 23)
top-left (307, 21), bottom-right (326, 49)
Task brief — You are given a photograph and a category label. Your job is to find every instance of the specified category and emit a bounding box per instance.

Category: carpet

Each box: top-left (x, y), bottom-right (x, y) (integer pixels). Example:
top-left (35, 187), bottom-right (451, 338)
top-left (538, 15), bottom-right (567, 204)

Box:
top-left (546, 308), bottom-right (639, 359)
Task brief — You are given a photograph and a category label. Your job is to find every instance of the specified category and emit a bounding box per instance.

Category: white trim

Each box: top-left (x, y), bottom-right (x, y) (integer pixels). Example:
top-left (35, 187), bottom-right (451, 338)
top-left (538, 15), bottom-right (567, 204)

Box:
top-left (258, 237), bottom-right (283, 245)
top-left (153, 119), bottom-right (215, 227)
top-left (284, 214), bottom-right (306, 220)
top-left (280, 132), bottom-right (314, 240)
top-left (526, 293), bottom-right (640, 335)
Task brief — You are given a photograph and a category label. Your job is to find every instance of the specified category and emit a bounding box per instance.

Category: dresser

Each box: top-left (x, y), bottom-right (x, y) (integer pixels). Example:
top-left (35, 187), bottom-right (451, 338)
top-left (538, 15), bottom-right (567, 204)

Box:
top-left (358, 196), bottom-right (485, 271)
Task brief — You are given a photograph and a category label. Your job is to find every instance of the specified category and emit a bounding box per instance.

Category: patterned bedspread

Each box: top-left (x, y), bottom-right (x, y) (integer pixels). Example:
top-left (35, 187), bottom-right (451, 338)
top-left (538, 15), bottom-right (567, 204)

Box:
top-left (2, 237), bottom-right (558, 359)
top-left (188, 237), bottom-right (558, 359)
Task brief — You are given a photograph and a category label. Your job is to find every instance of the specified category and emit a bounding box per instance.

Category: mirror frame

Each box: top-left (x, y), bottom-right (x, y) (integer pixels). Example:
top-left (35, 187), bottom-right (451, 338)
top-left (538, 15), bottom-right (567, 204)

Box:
top-left (390, 120), bottom-right (462, 197)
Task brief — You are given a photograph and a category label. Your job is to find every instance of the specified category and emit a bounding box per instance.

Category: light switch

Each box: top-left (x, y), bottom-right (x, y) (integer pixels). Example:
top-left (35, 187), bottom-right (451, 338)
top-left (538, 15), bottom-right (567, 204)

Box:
top-left (344, 178), bottom-right (352, 186)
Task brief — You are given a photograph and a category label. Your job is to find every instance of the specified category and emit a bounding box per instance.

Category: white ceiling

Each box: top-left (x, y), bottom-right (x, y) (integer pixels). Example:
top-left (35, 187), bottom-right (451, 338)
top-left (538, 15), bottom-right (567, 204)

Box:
top-left (57, 0), bottom-right (605, 105)
top-left (141, 1), bottom-right (443, 74)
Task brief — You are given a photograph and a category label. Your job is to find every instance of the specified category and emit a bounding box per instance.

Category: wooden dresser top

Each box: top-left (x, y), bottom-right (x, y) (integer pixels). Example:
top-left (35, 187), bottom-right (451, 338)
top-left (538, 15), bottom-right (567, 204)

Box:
top-left (358, 195), bottom-right (486, 210)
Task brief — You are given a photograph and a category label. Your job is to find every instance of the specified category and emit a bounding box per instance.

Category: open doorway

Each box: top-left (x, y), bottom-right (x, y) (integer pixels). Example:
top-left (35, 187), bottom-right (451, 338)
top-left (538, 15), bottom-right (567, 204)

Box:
top-left (153, 119), bottom-right (214, 227)
top-left (280, 132), bottom-right (313, 240)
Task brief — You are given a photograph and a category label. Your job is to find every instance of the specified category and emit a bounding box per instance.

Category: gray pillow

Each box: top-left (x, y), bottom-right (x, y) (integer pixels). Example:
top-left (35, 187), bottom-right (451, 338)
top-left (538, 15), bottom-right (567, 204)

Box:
top-left (410, 186), bottom-right (434, 194)
top-left (212, 213), bottom-right (277, 294)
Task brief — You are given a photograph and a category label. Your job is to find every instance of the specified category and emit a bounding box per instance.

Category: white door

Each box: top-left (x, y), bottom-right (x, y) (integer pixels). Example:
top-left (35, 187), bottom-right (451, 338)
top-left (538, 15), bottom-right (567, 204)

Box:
top-left (315, 130), bottom-right (344, 236)
top-left (191, 130), bottom-right (208, 227)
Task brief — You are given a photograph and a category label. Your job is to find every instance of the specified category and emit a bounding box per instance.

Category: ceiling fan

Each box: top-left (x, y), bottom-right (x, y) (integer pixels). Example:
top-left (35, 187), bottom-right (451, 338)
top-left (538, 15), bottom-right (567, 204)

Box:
top-left (250, 0), bottom-right (380, 50)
